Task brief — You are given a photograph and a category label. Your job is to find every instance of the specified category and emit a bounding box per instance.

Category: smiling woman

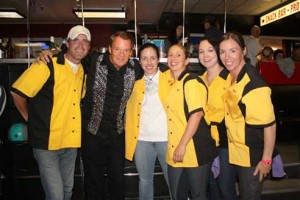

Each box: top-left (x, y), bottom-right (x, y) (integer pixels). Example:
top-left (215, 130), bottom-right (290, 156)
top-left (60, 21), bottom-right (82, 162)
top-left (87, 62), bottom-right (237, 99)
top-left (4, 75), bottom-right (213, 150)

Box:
top-left (219, 31), bottom-right (276, 199)
top-left (166, 43), bottom-right (217, 200)
top-left (125, 42), bottom-right (171, 199)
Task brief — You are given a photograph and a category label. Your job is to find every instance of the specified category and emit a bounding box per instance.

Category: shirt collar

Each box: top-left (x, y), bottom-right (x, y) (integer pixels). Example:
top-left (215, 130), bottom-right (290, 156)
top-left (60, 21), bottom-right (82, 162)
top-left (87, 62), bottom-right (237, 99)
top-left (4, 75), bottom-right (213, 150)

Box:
top-left (177, 69), bottom-right (189, 81)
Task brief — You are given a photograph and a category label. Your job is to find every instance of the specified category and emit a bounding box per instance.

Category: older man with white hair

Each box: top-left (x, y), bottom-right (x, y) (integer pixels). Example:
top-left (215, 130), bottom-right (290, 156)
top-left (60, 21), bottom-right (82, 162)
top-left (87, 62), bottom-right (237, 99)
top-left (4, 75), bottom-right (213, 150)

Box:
top-left (244, 25), bottom-right (261, 67)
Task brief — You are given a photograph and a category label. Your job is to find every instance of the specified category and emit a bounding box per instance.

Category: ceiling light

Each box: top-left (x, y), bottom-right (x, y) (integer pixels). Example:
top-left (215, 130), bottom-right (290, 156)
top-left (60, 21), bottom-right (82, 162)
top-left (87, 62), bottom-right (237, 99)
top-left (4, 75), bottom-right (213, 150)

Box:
top-left (73, 8), bottom-right (126, 19)
top-left (0, 9), bottom-right (24, 18)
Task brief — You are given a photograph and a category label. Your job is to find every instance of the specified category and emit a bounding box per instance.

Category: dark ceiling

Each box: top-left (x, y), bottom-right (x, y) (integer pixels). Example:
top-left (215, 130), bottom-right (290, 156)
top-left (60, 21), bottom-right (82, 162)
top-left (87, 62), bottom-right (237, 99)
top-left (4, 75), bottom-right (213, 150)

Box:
top-left (0, 0), bottom-right (299, 36)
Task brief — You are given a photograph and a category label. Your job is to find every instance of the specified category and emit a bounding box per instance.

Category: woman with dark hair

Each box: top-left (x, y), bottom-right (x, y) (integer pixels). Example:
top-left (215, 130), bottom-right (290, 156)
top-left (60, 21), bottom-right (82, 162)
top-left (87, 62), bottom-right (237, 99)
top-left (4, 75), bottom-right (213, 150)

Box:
top-left (219, 31), bottom-right (276, 199)
top-left (125, 43), bottom-right (171, 199)
top-left (198, 37), bottom-right (238, 200)
top-left (273, 49), bottom-right (284, 61)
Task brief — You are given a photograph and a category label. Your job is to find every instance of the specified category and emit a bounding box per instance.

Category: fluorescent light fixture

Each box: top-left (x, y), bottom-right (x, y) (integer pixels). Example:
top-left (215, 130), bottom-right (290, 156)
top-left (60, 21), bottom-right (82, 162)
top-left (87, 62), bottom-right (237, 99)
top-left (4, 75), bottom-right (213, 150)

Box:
top-left (73, 8), bottom-right (126, 19)
top-left (0, 9), bottom-right (24, 18)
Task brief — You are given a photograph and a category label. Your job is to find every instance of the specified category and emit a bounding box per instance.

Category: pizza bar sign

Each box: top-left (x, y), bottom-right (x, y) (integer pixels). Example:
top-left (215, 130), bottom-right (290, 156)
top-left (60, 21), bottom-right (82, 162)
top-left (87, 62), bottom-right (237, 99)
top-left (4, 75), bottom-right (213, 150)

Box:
top-left (260, 0), bottom-right (300, 26)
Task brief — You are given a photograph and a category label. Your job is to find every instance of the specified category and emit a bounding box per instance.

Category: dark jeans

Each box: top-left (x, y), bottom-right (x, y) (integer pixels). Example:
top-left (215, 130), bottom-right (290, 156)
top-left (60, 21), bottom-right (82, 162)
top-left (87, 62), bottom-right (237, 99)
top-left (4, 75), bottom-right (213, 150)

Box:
top-left (238, 166), bottom-right (263, 200)
top-left (209, 148), bottom-right (264, 200)
top-left (168, 162), bottom-right (212, 200)
top-left (215, 148), bottom-right (239, 200)
top-left (208, 148), bottom-right (238, 200)
top-left (81, 132), bottom-right (125, 200)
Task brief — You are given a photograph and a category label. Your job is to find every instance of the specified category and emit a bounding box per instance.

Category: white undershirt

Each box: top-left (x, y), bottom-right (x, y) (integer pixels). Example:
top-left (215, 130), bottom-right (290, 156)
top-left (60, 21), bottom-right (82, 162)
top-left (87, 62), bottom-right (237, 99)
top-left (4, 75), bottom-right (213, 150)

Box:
top-left (66, 58), bottom-right (79, 74)
top-left (138, 72), bottom-right (168, 142)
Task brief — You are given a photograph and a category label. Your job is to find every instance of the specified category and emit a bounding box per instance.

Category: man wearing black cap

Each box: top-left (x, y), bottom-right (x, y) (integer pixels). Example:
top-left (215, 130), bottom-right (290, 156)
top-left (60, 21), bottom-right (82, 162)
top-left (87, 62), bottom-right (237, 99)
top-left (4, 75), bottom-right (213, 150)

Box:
top-left (10, 25), bottom-right (91, 200)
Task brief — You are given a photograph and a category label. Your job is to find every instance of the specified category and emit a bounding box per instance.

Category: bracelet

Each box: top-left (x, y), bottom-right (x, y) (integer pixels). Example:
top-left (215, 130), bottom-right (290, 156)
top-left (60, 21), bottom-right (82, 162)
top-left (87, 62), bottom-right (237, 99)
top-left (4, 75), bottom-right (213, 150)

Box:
top-left (261, 159), bottom-right (272, 165)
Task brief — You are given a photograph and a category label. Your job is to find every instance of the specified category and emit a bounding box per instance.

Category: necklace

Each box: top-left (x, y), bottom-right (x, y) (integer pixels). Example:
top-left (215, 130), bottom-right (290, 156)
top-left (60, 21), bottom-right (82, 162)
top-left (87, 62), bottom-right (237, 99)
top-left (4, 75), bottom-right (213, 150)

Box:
top-left (144, 70), bottom-right (158, 81)
top-left (144, 70), bottom-right (158, 95)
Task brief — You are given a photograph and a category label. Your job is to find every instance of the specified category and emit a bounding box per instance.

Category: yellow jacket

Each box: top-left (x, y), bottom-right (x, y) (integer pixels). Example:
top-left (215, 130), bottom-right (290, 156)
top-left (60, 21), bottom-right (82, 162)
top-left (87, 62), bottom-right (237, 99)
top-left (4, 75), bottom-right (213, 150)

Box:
top-left (125, 70), bottom-right (172, 161)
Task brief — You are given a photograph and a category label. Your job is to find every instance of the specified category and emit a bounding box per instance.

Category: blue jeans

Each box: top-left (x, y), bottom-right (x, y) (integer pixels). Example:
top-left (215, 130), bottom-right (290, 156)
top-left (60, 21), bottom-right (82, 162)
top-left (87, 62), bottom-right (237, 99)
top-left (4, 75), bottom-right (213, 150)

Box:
top-left (213, 148), bottom-right (239, 200)
top-left (168, 162), bottom-right (212, 200)
top-left (134, 140), bottom-right (169, 200)
top-left (33, 148), bottom-right (77, 200)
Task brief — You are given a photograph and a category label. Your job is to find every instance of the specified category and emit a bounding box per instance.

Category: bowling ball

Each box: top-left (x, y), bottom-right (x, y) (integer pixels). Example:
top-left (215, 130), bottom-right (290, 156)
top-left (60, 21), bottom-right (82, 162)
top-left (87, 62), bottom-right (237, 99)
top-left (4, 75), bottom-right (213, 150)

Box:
top-left (8, 123), bottom-right (28, 142)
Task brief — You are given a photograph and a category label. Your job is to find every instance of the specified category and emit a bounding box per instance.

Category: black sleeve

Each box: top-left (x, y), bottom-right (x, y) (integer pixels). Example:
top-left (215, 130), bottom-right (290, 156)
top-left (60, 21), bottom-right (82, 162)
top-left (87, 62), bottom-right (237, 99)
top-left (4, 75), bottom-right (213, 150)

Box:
top-left (81, 50), bottom-right (100, 74)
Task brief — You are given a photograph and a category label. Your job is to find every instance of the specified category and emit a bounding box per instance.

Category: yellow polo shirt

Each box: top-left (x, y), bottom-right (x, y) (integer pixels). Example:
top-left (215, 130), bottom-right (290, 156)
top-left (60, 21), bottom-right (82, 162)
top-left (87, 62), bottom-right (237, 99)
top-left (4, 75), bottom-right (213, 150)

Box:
top-left (166, 71), bottom-right (216, 167)
top-left (222, 64), bottom-right (276, 167)
top-left (201, 69), bottom-right (229, 147)
top-left (12, 54), bottom-right (84, 150)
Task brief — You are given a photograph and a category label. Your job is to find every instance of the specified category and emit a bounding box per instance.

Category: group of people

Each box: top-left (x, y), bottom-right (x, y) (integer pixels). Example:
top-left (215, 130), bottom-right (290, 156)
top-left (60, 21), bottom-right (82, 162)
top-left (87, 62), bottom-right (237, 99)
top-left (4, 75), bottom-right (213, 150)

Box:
top-left (258, 42), bottom-right (300, 79)
top-left (10, 23), bottom-right (276, 200)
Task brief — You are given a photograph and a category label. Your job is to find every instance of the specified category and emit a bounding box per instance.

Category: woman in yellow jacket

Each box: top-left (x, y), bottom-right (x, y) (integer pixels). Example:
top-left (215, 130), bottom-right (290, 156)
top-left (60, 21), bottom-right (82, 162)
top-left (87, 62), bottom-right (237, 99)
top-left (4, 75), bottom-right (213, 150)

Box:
top-left (125, 43), bottom-right (171, 199)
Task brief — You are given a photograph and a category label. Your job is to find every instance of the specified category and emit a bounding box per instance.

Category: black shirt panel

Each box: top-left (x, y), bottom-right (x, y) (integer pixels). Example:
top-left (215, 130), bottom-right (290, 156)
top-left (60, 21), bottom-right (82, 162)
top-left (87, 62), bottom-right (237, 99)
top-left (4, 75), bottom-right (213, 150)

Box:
top-left (97, 57), bottom-right (126, 139)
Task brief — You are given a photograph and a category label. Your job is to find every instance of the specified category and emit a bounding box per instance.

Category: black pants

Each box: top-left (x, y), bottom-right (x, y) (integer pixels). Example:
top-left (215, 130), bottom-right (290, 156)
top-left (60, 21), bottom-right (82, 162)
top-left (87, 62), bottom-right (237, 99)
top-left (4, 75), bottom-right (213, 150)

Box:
top-left (82, 132), bottom-right (125, 200)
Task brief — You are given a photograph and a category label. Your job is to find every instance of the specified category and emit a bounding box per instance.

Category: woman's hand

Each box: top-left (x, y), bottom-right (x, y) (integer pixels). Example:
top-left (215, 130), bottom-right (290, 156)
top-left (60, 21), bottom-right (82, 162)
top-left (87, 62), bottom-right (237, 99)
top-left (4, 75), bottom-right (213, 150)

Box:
top-left (173, 143), bottom-right (186, 163)
top-left (254, 161), bottom-right (272, 182)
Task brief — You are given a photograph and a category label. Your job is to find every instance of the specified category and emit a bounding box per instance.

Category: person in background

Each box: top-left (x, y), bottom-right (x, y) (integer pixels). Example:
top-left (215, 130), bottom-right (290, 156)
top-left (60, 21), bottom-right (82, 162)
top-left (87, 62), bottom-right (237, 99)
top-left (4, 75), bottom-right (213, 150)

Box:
top-left (165, 23), bottom-right (184, 52)
top-left (203, 15), bottom-right (223, 42)
top-left (166, 44), bottom-right (216, 200)
top-left (260, 46), bottom-right (274, 62)
top-left (276, 44), bottom-right (300, 78)
top-left (36, 31), bottom-right (142, 200)
top-left (273, 49), bottom-right (284, 61)
top-left (125, 43), bottom-right (171, 199)
top-left (10, 25), bottom-right (91, 200)
top-left (126, 19), bottom-right (143, 47)
top-left (219, 31), bottom-right (276, 200)
top-left (244, 25), bottom-right (261, 67)
top-left (198, 37), bottom-right (238, 200)
top-left (291, 44), bottom-right (300, 62)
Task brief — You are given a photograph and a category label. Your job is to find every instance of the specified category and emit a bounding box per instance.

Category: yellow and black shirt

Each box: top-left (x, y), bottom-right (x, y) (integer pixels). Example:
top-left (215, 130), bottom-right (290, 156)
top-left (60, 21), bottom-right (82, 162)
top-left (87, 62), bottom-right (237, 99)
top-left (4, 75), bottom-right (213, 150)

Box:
top-left (222, 64), bottom-right (276, 167)
top-left (166, 70), bottom-right (216, 167)
top-left (201, 69), bottom-right (229, 148)
top-left (11, 51), bottom-right (85, 150)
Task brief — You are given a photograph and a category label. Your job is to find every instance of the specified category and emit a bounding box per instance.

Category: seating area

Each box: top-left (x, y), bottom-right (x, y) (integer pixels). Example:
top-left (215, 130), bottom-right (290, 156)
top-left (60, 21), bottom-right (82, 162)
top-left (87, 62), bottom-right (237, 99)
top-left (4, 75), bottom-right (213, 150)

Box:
top-left (257, 61), bottom-right (300, 200)
top-left (258, 61), bottom-right (300, 85)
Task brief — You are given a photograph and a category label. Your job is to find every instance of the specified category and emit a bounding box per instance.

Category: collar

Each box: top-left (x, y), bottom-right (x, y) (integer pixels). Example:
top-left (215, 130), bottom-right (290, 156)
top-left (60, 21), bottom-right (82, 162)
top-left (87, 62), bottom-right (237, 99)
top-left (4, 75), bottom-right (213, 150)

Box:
top-left (177, 69), bottom-right (189, 81)
top-left (236, 63), bottom-right (251, 83)
top-left (56, 50), bottom-right (66, 65)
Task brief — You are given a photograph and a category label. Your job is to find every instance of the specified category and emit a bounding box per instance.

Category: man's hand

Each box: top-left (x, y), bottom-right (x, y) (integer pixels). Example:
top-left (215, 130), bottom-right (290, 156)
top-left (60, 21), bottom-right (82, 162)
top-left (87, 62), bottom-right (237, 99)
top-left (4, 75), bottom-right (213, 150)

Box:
top-left (34, 50), bottom-right (55, 64)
